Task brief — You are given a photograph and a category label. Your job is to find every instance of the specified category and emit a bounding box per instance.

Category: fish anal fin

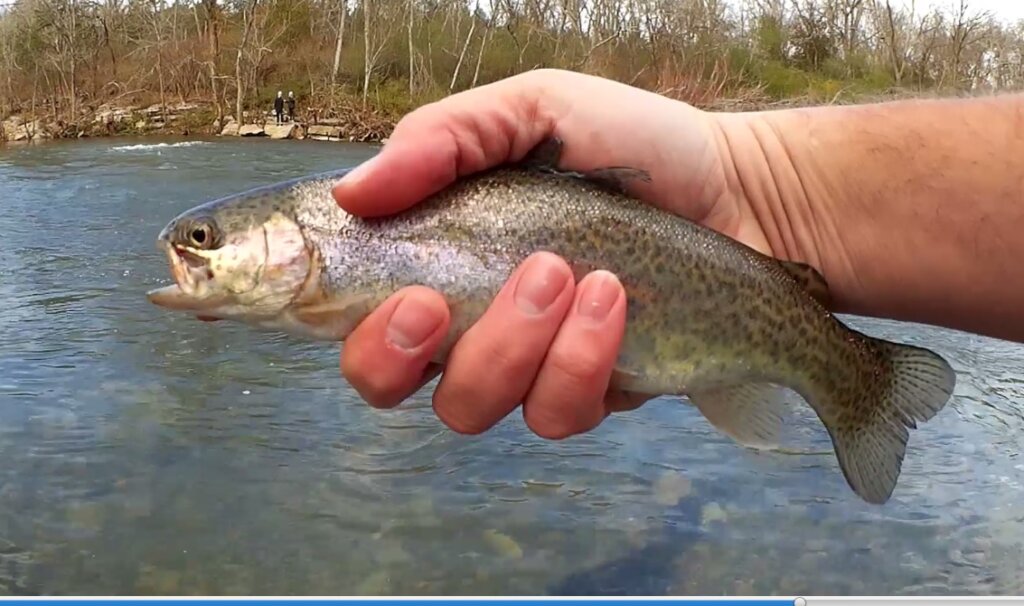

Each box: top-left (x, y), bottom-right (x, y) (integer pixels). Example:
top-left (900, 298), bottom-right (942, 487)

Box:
top-left (291, 294), bottom-right (376, 340)
top-left (814, 337), bottom-right (955, 505)
top-left (687, 382), bottom-right (793, 450)
top-left (779, 260), bottom-right (831, 308)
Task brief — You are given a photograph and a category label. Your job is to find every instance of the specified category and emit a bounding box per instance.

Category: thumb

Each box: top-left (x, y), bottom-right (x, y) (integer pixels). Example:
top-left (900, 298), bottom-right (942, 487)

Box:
top-left (330, 74), bottom-right (557, 218)
top-left (330, 135), bottom-right (462, 218)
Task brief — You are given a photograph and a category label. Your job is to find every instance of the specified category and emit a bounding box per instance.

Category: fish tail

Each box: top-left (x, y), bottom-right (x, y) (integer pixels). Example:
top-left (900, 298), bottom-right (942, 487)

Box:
top-left (811, 336), bottom-right (956, 505)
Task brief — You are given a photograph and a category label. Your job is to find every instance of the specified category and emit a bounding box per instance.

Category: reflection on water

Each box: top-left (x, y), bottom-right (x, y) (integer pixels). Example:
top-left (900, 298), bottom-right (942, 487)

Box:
top-left (0, 136), bottom-right (1022, 595)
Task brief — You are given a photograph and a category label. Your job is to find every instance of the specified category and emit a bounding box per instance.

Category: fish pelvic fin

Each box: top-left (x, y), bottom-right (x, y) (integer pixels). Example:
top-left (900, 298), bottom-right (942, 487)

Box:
top-left (779, 259), bottom-right (831, 308)
top-left (813, 338), bottom-right (956, 505)
top-left (687, 382), bottom-right (792, 450)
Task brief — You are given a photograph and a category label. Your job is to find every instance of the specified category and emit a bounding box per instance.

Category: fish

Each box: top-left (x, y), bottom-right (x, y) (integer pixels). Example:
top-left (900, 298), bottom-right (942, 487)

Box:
top-left (146, 137), bottom-right (957, 505)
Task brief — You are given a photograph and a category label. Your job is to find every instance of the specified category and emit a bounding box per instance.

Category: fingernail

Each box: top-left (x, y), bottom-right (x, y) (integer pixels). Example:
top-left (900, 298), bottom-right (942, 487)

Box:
top-left (514, 255), bottom-right (570, 315)
top-left (334, 156), bottom-right (377, 190)
top-left (576, 271), bottom-right (621, 322)
top-left (386, 296), bottom-right (443, 351)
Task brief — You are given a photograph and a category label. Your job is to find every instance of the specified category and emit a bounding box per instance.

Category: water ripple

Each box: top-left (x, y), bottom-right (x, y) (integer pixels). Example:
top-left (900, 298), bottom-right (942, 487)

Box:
top-left (0, 138), bottom-right (1022, 595)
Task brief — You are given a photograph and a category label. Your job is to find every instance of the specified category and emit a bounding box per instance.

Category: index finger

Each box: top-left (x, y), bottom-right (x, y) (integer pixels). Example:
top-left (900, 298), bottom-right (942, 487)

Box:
top-left (330, 74), bottom-right (560, 218)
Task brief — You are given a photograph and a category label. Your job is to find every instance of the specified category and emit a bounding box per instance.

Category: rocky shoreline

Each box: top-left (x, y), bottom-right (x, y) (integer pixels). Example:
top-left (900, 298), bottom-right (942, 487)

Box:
top-left (1, 100), bottom-right (394, 145)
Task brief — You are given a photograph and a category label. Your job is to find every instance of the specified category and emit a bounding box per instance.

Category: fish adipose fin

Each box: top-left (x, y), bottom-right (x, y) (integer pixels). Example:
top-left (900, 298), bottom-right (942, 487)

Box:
top-left (779, 260), bottom-right (832, 308)
top-left (687, 383), bottom-right (791, 450)
top-left (519, 137), bottom-right (652, 195)
top-left (813, 339), bottom-right (956, 504)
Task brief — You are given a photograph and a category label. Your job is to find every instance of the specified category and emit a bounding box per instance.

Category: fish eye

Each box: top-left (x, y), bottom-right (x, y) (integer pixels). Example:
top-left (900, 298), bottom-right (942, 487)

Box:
top-left (190, 226), bottom-right (209, 246)
top-left (180, 219), bottom-right (219, 250)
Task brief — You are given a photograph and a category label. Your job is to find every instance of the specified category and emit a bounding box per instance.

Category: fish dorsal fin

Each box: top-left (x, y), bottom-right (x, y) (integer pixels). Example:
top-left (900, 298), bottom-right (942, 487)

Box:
top-left (578, 166), bottom-right (652, 195)
top-left (520, 137), bottom-right (564, 170)
top-left (518, 136), bottom-right (652, 195)
top-left (779, 260), bottom-right (831, 308)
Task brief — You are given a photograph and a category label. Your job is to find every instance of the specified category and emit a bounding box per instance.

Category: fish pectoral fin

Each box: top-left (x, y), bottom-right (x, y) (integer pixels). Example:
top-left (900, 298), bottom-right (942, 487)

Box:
top-left (687, 383), bottom-right (794, 450)
top-left (520, 137), bottom-right (564, 170)
top-left (291, 294), bottom-right (376, 340)
top-left (779, 260), bottom-right (831, 308)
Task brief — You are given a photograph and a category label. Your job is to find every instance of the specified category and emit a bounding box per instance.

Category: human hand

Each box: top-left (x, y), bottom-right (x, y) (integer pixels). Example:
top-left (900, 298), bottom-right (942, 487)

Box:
top-left (331, 69), bottom-right (776, 439)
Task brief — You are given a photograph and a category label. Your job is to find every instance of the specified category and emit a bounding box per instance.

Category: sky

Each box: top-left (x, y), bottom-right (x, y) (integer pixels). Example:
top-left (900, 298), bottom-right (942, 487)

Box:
top-left (898, 0), bottom-right (1024, 23)
top-left (0, 0), bottom-right (1022, 25)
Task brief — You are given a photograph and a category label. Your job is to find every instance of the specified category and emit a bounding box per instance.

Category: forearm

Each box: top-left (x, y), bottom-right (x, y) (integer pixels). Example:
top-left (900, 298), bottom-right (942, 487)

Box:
top-left (720, 94), bottom-right (1024, 343)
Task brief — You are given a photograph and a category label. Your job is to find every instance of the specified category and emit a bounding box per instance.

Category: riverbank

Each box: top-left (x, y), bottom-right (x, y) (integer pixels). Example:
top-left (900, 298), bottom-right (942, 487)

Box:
top-left (0, 98), bottom-right (395, 146)
top-left (0, 87), bottom-right (947, 148)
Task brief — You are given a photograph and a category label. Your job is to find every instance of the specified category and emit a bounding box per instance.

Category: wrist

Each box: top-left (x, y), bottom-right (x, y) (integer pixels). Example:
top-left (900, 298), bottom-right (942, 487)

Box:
top-left (712, 110), bottom-right (844, 262)
top-left (713, 95), bottom-right (1024, 341)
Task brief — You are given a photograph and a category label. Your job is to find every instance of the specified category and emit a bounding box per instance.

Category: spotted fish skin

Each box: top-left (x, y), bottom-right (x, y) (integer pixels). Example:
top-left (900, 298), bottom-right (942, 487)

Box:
top-left (148, 139), bottom-right (957, 505)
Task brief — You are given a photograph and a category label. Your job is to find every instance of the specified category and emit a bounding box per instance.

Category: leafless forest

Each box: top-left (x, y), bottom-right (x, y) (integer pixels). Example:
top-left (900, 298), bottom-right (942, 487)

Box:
top-left (1, 0), bottom-right (1023, 136)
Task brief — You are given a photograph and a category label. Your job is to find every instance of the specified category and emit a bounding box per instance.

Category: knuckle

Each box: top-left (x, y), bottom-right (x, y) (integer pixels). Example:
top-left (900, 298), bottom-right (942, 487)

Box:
top-left (484, 338), bottom-right (543, 385)
top-left (525, 409), bottom-right (578, 440)
top-left (432, 388), bottom-right (492, 435)
top-left (546, 346), bottom-right (607, 389)
top-left (522, 346), bottom-right (612, 440)
top-left (520, 68), bottom-right (567, 84)
top-left (341, 350), bottom-right (403, 408)
top-left (350, 370), bottom-right (402, 408)
top-left (431, 337), bottom-right (542, 435)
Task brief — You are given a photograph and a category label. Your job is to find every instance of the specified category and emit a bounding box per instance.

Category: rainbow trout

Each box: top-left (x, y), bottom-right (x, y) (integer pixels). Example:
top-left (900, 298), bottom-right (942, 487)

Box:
top-left (147, 138), bottom-right (956, 505)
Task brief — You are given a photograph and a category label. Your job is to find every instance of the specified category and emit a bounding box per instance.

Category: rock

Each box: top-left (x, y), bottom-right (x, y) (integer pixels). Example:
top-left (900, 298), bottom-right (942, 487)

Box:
top-left (135, 119), bottom-right (148, 130)
top-left (264, 123), bottom-right (296, 140)
top-left (94, 106), bottom-right (134, 124)
top-left (220, 121), bottom-right (240, 136)
top-left (482, 529), bottom-right (523, 559)
top-left (653, 471), bottom-right (692, 506)
top-left (238, 124), bottom-right (265, 137)
top-left (4, 119), bottom-right (43, 141)
top-left (306, 124), bottom-right (342, 140)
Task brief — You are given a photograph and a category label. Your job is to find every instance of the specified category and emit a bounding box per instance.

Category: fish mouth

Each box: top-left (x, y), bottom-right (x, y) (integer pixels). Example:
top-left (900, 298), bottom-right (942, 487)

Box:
top-left (146, 240), bottom-right (223, 312)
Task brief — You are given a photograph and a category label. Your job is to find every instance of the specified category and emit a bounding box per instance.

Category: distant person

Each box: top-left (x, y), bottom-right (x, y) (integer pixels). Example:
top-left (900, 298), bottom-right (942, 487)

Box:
top-left (274, 91), bottom-right (284, 125)
top-left (287, 91), bottom-right (296, 123)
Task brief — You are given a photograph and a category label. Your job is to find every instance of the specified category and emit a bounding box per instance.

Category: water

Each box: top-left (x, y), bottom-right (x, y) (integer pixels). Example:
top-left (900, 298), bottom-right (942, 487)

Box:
top-left (0, 136), bottom-right (1022, 596)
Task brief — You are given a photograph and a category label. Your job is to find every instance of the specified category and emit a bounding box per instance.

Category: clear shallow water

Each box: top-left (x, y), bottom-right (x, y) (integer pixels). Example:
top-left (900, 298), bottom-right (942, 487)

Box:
top-left (0, 136), bottom-right (1022, 595)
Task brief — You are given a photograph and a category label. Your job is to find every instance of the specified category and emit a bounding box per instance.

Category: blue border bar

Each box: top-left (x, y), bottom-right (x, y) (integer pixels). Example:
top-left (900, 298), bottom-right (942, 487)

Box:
top-left (0, 597), bottom-right (790, 601)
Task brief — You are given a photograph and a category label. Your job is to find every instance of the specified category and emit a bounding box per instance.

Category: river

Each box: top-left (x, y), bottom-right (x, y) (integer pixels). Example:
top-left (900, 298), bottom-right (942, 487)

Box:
top-left (0, 136), bottom-right (1022, 595)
